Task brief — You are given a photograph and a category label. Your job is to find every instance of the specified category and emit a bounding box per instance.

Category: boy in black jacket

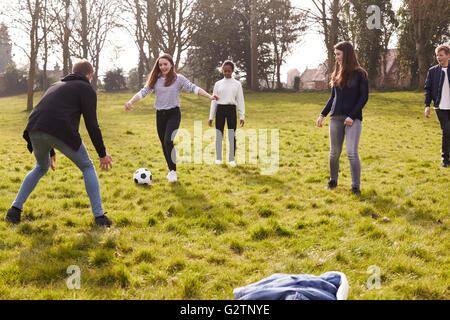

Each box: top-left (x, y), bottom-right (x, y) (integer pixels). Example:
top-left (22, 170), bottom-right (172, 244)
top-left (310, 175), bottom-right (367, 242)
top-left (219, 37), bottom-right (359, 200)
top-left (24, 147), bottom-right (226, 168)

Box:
top-left (5, 60), bottom-right (114, 226)
top-left (424, 45), bottom-right (450, 167)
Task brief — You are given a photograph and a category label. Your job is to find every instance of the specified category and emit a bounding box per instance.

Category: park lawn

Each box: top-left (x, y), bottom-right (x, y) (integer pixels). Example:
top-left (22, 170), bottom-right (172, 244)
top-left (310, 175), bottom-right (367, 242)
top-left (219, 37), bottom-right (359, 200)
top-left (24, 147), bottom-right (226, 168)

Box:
top-left (0, 89), bottom-right (448, 300)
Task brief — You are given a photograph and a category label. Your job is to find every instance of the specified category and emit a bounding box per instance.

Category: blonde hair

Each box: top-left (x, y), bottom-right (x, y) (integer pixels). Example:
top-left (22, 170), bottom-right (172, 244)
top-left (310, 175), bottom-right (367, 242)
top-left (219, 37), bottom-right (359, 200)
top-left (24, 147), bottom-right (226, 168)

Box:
top-left (435, 45), bottom-right (450, 55)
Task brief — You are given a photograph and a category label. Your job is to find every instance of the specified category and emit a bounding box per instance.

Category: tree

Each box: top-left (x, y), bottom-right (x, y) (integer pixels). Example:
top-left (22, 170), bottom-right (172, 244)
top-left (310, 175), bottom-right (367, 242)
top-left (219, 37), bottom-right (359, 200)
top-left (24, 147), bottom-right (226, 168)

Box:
top-left (3, 63), bottom-right (28, 95)
top-left (397, 5), bottom-right (418, 88)
top-left (50, 0), bottom-right (73, 76)
top-left (250, 0), bottom-right (259, 90)
top-left (189, 0), bottom-right (275, 90)
top-left (127, 67), bottom-right (140, 90)
top-left (120, 0), bottom-right (154, 88)
top-left (0, 23), bottom-right (13, 73)
top-left (103, 68), bottom-right (126, 91)
top-left (10, 0), bottom-right (44, 111)
top-left (39, 0), bottom-right (58, 90)
top-left (71, 0), bottom-right (120, 90)
top-left (403, 0), bottom-right (450, 88)
top-left (265, 0), bottom-right (307, 89)
top-left (304, 0), bottom-right (343, 81)
top-left (189, 0), bottom-right (241, 91)
top-left (349, 0), bottom-right (397, 86)
top-left (157, 0), bottom-right (195, 70)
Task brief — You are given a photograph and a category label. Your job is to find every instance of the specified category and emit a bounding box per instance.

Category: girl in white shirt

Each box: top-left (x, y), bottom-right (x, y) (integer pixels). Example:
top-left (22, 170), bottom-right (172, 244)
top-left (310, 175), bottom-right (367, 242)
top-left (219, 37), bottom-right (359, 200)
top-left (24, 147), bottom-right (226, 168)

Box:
top-left (209, 61), bottom-right (245, 167)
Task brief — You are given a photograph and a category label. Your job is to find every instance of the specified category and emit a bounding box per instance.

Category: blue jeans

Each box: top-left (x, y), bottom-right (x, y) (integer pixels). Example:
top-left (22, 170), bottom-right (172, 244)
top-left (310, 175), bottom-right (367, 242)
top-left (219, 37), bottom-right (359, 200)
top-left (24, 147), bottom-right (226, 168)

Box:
top-left (12, 131), bottom-right (104, 217)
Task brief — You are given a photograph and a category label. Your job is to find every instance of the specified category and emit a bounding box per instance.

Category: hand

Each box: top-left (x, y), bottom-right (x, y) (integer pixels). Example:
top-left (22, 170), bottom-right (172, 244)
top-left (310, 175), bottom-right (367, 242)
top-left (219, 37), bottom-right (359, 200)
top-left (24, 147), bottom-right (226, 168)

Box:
top-left (125, 102), bottom-right (132, 111)
top-left (211, 94), bottom-right (219, 101)
top-left (50, 155), bottom-right (56, 171)
top-left (316, 115), bottom-right (324, 128)
top-left (425, 106), bottom-right (431, 118)
top-left (208, 120), bottom-right (213, 127)
top-left (100, 155), bottom-right (113, 171)
top-left (344, 117), bottom-right (354, 126)
top-left (240, 119), bottom-right (245, 127)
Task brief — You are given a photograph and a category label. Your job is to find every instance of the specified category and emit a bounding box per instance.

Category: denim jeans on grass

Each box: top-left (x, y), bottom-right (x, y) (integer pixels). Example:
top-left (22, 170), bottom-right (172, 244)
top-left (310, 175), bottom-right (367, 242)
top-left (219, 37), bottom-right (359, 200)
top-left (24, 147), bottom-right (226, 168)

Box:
top-left (12, 131), bottom-right (104, 217)
top-left (329, 115), bottom-right (362, 189)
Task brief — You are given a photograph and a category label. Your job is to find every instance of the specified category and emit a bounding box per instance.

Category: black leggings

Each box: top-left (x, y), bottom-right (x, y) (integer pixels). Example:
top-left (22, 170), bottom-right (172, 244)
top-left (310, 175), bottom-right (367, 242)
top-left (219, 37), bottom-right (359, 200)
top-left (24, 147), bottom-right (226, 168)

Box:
top-left (156, 107), bottom-right (181, 171)
top-left (216, 104), bottom-right (237, 161)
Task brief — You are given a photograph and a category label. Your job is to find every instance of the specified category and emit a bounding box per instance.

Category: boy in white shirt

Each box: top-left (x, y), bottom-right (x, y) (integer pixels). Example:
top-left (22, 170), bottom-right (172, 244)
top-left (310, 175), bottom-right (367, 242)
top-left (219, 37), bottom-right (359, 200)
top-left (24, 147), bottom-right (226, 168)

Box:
top-left (425, 45), bottom-right (450, 167)
top-left (209, 61), bottom-right (245, 167)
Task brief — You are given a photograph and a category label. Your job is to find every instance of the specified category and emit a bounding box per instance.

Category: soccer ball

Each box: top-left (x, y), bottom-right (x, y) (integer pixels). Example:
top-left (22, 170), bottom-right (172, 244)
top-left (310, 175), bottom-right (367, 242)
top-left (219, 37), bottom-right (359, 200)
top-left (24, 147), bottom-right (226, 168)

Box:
top-left (133, 168), bottom-right (152, 185)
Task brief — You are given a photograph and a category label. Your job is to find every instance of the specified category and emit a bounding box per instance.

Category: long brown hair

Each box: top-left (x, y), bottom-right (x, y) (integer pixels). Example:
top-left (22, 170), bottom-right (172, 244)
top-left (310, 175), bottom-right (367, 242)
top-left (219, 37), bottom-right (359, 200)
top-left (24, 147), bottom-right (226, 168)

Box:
top-left (330, 41), bottom-right (367, 89)
top-left (146, 53), bottom-right (177, 89)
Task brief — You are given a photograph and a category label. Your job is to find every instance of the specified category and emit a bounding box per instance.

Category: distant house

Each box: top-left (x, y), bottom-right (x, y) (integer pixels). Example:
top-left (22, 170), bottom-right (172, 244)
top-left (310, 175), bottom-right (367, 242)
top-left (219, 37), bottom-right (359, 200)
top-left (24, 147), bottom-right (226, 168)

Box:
top-left (376, 49), bottom-right (411, 89)
top-left (289, 49), bottom-right (411, 91)
top-left (286, 68), bottom-right (301, 89)
top-left (298, 62), bottom-right (328, 90)
top-left (46, 63), bottom-right (64, 81)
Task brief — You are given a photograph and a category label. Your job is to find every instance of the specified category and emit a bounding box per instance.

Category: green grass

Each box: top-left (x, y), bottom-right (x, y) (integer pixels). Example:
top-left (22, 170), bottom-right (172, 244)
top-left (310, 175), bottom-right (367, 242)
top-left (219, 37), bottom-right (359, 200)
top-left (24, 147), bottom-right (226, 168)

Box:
top-left (0, 90), bottom-right (448, 300)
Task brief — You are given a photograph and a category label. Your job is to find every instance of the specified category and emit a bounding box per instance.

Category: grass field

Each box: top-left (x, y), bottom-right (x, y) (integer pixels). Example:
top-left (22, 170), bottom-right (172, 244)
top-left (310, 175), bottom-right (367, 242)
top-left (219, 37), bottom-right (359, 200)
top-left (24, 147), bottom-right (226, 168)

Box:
top-left (0, 90), bottom-right (448, 300)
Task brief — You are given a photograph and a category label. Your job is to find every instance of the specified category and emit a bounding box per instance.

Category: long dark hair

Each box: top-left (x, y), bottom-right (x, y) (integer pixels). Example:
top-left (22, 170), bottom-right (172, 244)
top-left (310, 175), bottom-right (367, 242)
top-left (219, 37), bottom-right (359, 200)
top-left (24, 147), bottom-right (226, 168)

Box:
top-left (330, 41), bottom-right (367, 89)
top-left (146, 53), bottom-right (177, 89)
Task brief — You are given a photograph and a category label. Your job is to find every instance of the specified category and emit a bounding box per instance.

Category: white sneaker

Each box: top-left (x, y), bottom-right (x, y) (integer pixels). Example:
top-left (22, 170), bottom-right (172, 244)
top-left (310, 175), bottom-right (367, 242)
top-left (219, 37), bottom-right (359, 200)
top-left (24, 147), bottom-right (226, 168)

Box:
top-left (215, 159), bottom-right (223, 165)
top-left (167, 170), bottom-right (177, 183)
top-left (228, 161), bottom-right (236, 167)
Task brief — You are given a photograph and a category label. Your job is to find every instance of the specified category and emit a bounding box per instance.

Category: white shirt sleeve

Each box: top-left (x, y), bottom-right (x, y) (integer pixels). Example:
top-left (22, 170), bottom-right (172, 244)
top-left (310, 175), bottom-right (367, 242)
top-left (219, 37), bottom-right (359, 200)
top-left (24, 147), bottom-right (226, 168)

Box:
top-left (209, 82), bottom-right (218, 120)
top-left (236, 82), bottom-right (245, 120)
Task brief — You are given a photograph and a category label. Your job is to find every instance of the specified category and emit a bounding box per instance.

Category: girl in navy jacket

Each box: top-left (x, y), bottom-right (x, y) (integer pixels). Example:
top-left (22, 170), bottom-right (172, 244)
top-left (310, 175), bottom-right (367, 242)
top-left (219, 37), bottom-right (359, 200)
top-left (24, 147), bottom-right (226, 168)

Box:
top-left (316, 41), bottom-right (369, 195)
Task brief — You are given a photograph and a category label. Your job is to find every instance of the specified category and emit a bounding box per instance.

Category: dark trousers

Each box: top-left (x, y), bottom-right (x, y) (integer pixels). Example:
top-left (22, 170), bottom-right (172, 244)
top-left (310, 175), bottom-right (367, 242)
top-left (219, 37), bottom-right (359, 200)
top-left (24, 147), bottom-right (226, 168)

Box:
top-left (436, 109), bottom-right (450, 163)
top-left (216, 105), bottom-right (237, 161)
top-left (156, 107), bottom-right (181, 171)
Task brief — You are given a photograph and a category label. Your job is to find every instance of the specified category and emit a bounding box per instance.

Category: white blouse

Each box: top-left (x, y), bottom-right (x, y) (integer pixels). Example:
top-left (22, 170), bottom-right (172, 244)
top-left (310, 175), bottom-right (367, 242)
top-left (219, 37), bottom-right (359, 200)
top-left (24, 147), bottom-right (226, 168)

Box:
top-left (210, 77), bottom-right (245, 120)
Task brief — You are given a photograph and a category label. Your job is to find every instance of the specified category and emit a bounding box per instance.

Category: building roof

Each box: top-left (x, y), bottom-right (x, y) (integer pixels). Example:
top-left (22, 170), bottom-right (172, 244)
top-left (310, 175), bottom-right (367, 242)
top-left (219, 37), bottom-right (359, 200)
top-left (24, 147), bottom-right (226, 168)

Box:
top-left (300, 63), bottom-right (328, 83)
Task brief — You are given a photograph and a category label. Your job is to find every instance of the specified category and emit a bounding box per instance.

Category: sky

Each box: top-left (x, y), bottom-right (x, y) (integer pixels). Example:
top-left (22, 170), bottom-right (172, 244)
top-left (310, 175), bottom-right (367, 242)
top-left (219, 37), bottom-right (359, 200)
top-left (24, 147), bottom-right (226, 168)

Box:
top-left (1, 0), bottom-right (403, 83)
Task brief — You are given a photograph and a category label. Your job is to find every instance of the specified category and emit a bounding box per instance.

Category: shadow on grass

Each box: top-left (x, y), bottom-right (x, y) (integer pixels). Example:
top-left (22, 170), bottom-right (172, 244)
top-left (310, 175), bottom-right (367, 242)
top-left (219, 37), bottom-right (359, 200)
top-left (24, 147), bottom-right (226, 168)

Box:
top-left (168, 182), bottom-right (230, 235)
top-left (229, 165), bottom-right (285, 189)
top-left (10, 221), bottom-right (129, 290)
top-left (169, 182), bottom-right (215, 218)
top-left (358, 190), bottom-right (398, 214)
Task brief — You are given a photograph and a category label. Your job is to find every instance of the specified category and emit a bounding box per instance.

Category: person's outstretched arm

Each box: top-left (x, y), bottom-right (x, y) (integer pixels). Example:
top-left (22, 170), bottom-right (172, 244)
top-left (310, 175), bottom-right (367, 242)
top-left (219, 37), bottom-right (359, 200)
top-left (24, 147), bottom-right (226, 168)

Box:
top-left (209, 83), bottom-right (219, 127)
top-left (179, 75), bottom-right (219, 101)
top-left (198, 88), bottom-right (219, 101)
top-left (125, 85), bottom-right (153, 110)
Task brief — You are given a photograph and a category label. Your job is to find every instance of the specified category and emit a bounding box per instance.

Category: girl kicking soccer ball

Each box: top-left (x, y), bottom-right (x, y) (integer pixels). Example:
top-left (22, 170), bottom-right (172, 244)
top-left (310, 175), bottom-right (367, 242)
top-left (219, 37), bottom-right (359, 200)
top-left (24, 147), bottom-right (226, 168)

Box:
top-left (125, 53), bottom-right (218, 183)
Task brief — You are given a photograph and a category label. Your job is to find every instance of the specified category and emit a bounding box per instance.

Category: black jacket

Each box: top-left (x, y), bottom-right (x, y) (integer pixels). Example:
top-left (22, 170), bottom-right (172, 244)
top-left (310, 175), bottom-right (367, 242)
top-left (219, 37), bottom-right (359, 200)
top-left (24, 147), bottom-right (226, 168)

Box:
top-left (321, 70), bottom-right (369, 121)
top-left (23, 73), bottom-right (106, 158)
top-left (424, 64), bottom-right (450, 108)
